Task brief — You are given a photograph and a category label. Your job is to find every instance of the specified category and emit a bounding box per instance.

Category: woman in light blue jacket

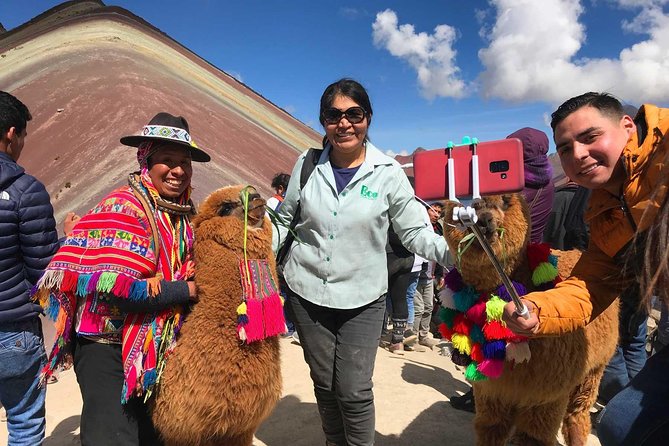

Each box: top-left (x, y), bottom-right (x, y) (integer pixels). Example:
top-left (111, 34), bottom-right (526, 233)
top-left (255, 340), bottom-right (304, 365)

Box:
top-left (274, 78), bottom-right (449, 446)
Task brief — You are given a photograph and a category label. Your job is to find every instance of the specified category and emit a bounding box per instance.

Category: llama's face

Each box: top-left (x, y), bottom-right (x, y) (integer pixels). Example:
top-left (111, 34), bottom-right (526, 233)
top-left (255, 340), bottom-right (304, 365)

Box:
top-left (193, 185), bottom-right (272, 251)
top-left (442, 194), bottom-right (530, 258)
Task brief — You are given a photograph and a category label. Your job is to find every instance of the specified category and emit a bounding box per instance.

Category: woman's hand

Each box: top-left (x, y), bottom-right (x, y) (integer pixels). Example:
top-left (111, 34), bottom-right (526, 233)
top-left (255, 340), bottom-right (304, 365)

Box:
top-left (502, 299), bottom-right (540, 335)
top-left (63, 212), bottom-right (81, 236)
top-left (187, 281), bottom-right (198, 303)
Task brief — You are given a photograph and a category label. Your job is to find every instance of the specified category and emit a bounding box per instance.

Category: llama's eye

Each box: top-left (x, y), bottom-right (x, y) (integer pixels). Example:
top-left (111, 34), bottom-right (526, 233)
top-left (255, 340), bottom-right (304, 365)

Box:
top-left (218, 202), bottom-right (238, 216)
top-left (501, 195), bottom-right (512, 210)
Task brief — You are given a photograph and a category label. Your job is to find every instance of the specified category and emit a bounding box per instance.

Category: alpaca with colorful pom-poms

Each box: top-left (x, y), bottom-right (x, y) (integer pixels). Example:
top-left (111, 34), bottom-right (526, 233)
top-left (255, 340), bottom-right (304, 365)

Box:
top-left (440, 194), bottom-right (618, 446)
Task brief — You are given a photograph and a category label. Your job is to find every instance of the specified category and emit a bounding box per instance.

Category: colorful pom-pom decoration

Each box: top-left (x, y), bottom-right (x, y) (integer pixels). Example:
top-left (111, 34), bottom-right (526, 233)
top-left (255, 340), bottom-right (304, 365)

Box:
top-left (441, 243), bottom-right (557, 380)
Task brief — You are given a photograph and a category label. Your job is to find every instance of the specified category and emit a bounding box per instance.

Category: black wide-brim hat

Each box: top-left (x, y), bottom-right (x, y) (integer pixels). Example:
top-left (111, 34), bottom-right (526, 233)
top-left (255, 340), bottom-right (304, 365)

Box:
top-left (120, 112), bottom-right (211, 162)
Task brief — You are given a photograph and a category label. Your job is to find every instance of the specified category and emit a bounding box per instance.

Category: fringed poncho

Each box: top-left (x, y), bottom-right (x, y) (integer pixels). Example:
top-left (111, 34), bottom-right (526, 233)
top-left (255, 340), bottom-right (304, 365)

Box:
top-left (33, 173), bottom-right (194, 403)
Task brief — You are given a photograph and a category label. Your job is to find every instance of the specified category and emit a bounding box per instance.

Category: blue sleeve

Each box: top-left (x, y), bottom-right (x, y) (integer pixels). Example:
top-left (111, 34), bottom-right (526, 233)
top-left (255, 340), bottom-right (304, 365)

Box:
top-left (18, 178), bottom-right (59, 286)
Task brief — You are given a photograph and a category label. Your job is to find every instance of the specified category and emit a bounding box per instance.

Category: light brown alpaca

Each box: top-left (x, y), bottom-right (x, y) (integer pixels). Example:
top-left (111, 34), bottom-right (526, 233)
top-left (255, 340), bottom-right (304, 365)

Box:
top-left (442, 194), bottom-right (618, 446)
top-left (151, 185), bottom-right (282, 446)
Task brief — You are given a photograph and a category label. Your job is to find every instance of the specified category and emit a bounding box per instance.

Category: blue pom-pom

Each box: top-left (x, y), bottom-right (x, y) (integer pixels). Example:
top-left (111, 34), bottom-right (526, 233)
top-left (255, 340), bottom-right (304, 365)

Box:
top-left (548, 254), bottom-right (558, 267)
top-left (470, 324), bottom-right (486, 344)
top-left (454, 286), bottom-right (478, 312)
top-left (482, 340), bottom-right (506, 360)
top-left (237, 314), bottom-right (249, 325)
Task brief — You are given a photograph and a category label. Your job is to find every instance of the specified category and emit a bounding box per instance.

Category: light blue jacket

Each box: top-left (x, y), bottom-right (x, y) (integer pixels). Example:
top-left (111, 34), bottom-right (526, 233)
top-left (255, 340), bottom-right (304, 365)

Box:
top-left (273, 142), bottom-right (450, 309)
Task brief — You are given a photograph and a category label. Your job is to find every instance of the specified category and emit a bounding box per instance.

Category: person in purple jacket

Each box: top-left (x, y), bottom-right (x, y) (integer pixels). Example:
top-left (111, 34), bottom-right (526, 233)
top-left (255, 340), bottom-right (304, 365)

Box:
top-left (509, 127), bottom-right (555, 243)
top-left (0, 91), bottom-right (59, 445)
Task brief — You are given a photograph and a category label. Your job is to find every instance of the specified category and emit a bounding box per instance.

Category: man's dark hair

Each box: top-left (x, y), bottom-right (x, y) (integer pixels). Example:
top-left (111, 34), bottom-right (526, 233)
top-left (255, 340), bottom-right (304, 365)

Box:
top-left (0, 91), bottom-right (32, 135)
top-left (271, 173), bottom-right (290, 189)
top-left (550, 92), bottom-right (624, 131)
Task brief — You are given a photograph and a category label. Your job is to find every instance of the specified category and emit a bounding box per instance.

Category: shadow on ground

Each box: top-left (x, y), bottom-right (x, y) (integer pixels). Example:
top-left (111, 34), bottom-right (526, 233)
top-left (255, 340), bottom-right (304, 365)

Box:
top-left (256, 360), bottom-right (476, 446)
top-left (400, 358), bottom-right (470, 398)
top-left (44, 415), bottom-right (80, 445)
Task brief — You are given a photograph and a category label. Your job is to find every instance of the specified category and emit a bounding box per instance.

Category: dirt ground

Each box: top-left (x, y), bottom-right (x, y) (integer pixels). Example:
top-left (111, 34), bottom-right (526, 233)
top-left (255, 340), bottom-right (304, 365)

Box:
top-left (0, 319), bottom-right (603, 446)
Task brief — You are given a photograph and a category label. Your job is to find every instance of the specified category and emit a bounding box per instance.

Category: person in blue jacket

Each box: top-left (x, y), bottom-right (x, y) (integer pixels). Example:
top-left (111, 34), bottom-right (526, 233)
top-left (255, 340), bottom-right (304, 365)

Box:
top-left (273, 79), bottom-right (449, 446)
top-left (0, 91), bottom-right (59, 445)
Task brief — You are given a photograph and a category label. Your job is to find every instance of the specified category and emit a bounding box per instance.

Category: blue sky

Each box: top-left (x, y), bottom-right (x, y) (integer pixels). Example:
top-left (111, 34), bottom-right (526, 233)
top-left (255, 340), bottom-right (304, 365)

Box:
top-left (2, 0), bottom-right (669, 155)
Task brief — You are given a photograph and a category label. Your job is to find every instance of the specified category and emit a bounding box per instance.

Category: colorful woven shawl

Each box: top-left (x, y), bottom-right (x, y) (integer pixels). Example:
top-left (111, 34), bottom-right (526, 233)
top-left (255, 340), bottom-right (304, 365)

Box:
top-left (34, 169), bottom-right (194, 403)
top-left (438, 243), bottom-right (560, 381)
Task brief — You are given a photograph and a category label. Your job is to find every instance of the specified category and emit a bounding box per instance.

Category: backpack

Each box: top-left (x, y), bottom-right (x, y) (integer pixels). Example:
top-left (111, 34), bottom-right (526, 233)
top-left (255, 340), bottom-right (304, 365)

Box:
top-left (275, 148), bottom-right (323, 268)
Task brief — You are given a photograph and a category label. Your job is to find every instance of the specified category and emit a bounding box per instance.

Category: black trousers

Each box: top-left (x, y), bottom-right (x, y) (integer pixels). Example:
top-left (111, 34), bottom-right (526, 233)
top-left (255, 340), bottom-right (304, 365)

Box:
top-left (73, 337), bottom-right (163, 446)
top-left (288, 290), bottom-right (385, 446)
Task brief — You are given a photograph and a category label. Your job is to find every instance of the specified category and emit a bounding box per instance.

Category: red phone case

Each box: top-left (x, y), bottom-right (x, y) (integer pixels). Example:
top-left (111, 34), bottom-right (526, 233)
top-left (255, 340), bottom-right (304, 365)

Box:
top-left (413, 138), bottom-right (525, 201)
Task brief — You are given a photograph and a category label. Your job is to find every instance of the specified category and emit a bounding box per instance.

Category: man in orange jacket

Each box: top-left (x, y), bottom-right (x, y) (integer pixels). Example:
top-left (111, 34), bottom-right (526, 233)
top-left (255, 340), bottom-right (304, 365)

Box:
top-left (502, 92), bottom-right (669, 446)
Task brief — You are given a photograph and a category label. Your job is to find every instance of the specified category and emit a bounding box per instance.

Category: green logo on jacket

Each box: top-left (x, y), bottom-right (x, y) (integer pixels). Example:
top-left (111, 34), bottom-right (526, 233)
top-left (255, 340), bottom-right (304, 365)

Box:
top-left (360, 185), bottom-right (378, 200)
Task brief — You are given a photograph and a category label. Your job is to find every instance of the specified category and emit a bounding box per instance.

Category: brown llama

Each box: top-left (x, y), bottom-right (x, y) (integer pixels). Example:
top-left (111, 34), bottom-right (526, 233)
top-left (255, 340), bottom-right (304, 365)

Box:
top-left (442, 194), bottom-right (618, 446)
top-left (151, 185), bottom-right (283, 446)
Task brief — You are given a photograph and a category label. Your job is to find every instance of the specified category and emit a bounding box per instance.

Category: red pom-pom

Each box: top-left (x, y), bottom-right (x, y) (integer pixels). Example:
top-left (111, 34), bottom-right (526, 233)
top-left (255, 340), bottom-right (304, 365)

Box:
top-left (466, 299), bottom-right (487, 326)
top-left (527, 243), bottom-right (551, 270)
top-left (554, 276), bottom-right (562, 285)
top-left (452, 313), bottom-right (473, 335)
top-left (483, 320), bottom-right (514, 341)
top-left (438, 323), bottom-right (453, 340)
top-left (470, 342), bottom-right (484, 362)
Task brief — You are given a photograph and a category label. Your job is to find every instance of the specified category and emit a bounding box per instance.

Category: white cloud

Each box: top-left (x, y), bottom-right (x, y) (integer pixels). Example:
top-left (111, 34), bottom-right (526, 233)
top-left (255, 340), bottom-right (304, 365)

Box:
top-left (478, 0), bottom-right (669, 103)
top-left (385, 149), bottom-right (409, 157)
top-left (371, 1), bottom-right (669, 104)
top-left (372, 9), bottom-right (469, 99)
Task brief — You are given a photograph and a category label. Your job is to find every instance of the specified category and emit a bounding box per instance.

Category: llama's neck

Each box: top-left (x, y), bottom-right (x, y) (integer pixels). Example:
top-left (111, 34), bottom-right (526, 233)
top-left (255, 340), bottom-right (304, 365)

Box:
top-left (457, 245), bottom-right (529, 293)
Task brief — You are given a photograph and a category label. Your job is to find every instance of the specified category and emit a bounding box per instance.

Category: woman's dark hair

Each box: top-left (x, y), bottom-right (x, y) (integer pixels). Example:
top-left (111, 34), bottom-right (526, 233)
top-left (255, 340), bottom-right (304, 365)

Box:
top-left (271, 173), bottom-right (291, 189)
top-left (0, 91), bottom-right (32, 135)
top-left (319, 78), bottom-right (373, 147)
top-left (636, 171), bottom-right (669, 310)
top-left (550, 92), bottom-right (624, 131)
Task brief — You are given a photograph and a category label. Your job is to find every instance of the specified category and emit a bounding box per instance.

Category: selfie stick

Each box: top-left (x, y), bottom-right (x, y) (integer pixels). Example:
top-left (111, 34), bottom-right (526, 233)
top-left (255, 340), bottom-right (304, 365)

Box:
top-left (450, 137), bottom-right (530, 320)
top-left (446, 141), bottom-right (457, 202)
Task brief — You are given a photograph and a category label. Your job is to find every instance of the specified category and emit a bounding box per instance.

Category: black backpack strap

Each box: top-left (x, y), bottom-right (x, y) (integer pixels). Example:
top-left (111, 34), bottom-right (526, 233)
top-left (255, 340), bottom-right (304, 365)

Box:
top-left (300, 147), bottom-right (322, 189)
top-left (276, 148), bottom-right (322, 266)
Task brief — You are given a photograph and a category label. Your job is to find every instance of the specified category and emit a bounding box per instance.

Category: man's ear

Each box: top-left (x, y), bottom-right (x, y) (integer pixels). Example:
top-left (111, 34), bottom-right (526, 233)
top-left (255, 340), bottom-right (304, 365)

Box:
top-left (1, 126), bottom-right (16, 144)
top-left (621, 114), bottom-right (636, 137)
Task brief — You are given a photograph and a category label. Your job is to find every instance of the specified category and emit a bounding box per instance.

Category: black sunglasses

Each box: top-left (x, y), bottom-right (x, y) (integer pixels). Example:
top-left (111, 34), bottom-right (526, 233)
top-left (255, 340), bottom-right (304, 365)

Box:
top-left (322, 106), bottom-right (367, 125)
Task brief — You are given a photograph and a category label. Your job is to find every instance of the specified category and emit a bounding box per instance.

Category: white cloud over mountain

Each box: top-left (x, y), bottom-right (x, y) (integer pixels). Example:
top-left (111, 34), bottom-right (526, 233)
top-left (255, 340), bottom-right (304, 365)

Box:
top-left (372, 0), bottom-right (669, 103)
top-left (372, 9), bottom-right (468, 99)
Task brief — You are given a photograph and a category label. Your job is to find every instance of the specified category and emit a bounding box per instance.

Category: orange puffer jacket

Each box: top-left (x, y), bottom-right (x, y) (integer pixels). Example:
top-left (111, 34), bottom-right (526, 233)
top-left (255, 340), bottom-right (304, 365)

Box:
top-left (525, 104), bottom-right (669, 336)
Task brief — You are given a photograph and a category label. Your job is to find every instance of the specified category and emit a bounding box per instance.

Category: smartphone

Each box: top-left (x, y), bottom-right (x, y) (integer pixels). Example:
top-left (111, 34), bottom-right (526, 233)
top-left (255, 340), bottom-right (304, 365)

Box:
top-left (413, 138), bottom-right (525, 201)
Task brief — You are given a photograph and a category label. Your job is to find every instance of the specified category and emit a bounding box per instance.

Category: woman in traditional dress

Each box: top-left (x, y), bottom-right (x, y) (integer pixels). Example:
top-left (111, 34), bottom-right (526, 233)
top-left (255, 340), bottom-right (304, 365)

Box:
top-left (35, 112), bottom-right (210, 445)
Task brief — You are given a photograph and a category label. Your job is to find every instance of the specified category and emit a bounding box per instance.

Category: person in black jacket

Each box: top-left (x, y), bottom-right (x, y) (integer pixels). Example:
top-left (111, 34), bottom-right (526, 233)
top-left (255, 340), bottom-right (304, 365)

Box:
top-left (0, 91), bottom-right (59, 445)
